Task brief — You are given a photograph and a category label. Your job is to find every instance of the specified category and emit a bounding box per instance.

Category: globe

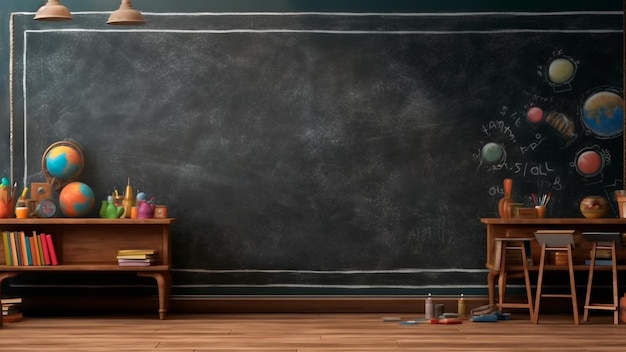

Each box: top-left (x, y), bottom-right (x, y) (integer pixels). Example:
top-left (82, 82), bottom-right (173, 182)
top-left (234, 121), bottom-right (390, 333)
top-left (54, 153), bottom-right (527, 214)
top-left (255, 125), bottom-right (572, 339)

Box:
top-left (579, 195), bottom-right (609, 219)
top-left (581, 90), bottom-right (624, 138)
top-left (59, 182), bottom-right (95, 217)
top-left (45, 145), bottom-right (83, 180)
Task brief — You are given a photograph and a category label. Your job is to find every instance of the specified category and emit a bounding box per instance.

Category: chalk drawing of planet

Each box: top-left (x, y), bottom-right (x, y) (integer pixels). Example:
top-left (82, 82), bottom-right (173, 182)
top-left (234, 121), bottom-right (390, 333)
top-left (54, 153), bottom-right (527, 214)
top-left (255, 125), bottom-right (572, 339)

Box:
top-left (526, 106), bottom-right (544, 124)
top-left (575, 149), bottom-right (604, 177)
top-left (581, 89), bottom-right (623, 138)
top-left (480, 142), bottom-right (504, 164)
top-left (547, 58), bottom-right (576, 85)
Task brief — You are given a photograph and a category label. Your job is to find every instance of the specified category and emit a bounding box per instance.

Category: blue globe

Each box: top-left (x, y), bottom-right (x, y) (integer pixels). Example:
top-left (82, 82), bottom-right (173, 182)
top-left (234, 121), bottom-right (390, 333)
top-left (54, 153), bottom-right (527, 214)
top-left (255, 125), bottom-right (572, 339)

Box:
top-left (581, 90), bottom-right (624, 138)
top-left (45, 145), bottom-right (83, 180)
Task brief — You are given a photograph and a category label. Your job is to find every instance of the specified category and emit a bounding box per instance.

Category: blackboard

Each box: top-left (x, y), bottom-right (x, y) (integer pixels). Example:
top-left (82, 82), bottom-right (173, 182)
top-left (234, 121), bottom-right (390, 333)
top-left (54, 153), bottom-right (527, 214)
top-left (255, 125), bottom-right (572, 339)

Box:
top-left (7, 9), bottom-right (624, 295)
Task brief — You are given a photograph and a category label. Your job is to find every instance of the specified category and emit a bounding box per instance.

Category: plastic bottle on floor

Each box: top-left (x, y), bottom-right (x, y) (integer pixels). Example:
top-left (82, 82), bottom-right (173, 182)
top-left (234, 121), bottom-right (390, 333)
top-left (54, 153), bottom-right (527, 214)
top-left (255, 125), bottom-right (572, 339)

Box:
top-left (425, 293), bottom-right (433, 319)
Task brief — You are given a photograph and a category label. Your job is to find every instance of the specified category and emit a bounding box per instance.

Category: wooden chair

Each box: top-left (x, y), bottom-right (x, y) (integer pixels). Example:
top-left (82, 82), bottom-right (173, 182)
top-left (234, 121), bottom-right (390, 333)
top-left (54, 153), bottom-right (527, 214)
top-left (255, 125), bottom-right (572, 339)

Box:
top-left (582, 232), bottom-right (621, 325)
top-left (533, 230), bottom-right (578, 325)
top-left (494, 237), bottom-right (534, 320)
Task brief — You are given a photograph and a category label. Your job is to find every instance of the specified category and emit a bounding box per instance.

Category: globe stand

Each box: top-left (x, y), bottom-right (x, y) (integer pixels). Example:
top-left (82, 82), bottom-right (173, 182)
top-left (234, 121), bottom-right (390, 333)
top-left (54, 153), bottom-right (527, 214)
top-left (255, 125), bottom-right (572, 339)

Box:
top-left (41, 140), bottom-right (85, 191)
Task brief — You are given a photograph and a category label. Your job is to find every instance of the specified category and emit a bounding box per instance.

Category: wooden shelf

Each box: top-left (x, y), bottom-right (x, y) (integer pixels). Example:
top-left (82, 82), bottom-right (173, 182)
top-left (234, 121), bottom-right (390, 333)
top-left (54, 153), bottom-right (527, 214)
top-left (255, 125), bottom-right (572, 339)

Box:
top-left (0, 218), bottom-right (174, 327)
top-left (0, 264), bottom-right (170, 271)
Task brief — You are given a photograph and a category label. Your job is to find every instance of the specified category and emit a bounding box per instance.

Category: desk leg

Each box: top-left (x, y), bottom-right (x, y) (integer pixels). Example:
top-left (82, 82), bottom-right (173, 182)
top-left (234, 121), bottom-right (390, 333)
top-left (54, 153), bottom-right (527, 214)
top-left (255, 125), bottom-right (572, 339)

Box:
top-left (137, 271), bottom-right (171, 320)
top-left (0, 272), bottom-right (20, 328)
top-left (488, 270), bottom-right (497, 306)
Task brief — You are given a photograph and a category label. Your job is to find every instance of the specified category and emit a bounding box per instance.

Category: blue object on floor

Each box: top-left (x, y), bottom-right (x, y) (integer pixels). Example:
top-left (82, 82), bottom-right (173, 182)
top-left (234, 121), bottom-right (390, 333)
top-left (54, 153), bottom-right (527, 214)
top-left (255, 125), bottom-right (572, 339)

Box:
top-left (471, 313), bottom-right (498, 322)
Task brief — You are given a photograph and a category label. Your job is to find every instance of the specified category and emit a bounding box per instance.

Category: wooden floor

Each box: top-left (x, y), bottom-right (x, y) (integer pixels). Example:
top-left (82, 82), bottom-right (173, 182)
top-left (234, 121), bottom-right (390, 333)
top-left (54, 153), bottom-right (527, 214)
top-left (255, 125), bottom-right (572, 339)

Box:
top-left (0, 313), bottom-right (624, 351)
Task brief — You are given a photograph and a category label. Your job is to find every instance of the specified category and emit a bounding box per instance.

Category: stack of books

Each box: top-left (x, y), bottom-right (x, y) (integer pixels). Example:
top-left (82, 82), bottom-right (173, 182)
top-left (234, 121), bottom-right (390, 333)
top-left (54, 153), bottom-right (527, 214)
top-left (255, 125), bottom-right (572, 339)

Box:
top-left (2, 297), bottom-right (23, 323)
top-left (116, 249), bottom-right (156, 266)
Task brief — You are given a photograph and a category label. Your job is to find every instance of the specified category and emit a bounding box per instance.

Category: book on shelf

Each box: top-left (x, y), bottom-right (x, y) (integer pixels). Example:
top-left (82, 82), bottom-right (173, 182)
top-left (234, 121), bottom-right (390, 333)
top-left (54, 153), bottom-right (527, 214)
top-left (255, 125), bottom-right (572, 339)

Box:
top-left (14, 231), bottom-right (23, 265)
top-left (29, 235), bottom-right (40, 266)
top-left (118, 258), bottom-right (154, 264)
top-left (35, 232), bottom-right (45, 265)
top-left (9, 231), bottom-right (20, 265)
top-left (116, 254), bottom-right (154, 260)
top-left (118, 260), bottom-right (153, 267)
top-left (2, 231), bottom-right (11, 265)
top-left (584, 259), bottom-right (617, 266)
top-left (45, 234), bottom-right (59, 265)
top-left (40, 233), bottom-right (52, 265)
top-left (19, 231), bottom-right (32, 266)
top-left (117, 249), bottom-right (156, 256)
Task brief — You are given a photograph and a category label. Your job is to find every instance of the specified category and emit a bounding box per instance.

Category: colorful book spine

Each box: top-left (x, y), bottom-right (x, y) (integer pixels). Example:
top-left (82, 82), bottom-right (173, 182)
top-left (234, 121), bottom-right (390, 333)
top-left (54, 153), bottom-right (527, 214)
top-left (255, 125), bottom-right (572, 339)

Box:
top-left (18, 231), bottom-right (30, 265)
top-left (2, 231), bottom-right (11, 265)
top-left (29, 235), bottom-right (40, 266)
top-left (9, 232), bottom-right (20, 265)
top-left (45, 234), bottom-right (58, 265)
top-left (40, 233), bottom-right (51, 265)
top-left (35, 232), bottom-right (45, 265)
top-left (22, 233), bottom-right (32, 266)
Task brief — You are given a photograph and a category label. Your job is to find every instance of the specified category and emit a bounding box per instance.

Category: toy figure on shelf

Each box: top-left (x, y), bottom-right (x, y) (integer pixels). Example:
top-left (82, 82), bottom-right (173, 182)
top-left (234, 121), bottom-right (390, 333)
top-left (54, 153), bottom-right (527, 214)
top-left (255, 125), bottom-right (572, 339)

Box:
top-left (136, 192), bottom-right (155, 219)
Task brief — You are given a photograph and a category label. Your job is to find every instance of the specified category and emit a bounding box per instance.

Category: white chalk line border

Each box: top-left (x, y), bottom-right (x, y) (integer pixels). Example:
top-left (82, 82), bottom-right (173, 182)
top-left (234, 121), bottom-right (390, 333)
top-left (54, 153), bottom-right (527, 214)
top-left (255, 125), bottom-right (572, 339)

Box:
top-left (12, 11), bottom-right (621, 289)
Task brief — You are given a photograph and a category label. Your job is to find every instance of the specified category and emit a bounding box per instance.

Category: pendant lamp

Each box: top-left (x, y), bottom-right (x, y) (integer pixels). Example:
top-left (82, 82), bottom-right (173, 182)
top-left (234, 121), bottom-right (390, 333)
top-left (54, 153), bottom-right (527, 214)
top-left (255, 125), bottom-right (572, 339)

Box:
top-left (107, 0), bottom-right (146, 25)
top-left (34, 0), bottom-right (72, 21)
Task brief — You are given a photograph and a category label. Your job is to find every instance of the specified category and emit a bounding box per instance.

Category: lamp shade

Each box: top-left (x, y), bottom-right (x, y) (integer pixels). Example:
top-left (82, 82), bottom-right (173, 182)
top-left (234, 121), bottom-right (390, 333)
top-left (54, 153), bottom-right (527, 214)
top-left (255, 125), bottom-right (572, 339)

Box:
top-left (107, 0), bottom-right (145, 25)
top-left (34, 0), bottom-right (72, 21)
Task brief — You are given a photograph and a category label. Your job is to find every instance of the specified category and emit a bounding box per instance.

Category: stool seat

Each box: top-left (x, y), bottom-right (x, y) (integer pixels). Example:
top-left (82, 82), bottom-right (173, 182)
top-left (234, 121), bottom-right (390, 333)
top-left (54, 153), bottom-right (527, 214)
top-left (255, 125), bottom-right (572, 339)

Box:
top-left (495, 237), bottom-right (534, 320)
top-left (533, 230), bottom-right (578, 325)
top-left (582, 233), bottom-right (620, 325)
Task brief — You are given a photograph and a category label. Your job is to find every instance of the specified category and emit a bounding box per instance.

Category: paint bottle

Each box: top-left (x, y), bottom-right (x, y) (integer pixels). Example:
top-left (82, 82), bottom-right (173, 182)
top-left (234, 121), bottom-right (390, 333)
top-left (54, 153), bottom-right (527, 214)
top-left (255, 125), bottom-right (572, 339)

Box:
top-left (457, 293), bottom-right (467, 319)
top-left (425, 293), bottom-right (433, 319)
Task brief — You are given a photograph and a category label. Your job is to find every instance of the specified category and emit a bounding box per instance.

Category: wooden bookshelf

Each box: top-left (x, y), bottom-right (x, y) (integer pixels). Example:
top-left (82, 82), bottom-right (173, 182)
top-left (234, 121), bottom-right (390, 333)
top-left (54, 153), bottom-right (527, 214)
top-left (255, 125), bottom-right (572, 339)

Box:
top-left (0, 218), bottom-right (174, 327)
top-left (481, 218), bottom-right (626, 307)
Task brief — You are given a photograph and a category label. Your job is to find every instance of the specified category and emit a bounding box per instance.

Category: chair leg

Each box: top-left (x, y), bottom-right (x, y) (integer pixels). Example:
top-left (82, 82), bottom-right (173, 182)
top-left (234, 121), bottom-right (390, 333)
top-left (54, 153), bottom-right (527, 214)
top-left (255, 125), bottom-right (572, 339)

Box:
top-left (567, 245), bottom-right (579, 325)
top-left (520, 243), bottom-right (534, 319)
top-left (611, 242), bottom-right (619, 325)
top-left (497, 245), bottom-right (507, 312)
top-left (533, 244), bottom-right (547, 324)
top-left (583, 242), bottom-right (597, 322)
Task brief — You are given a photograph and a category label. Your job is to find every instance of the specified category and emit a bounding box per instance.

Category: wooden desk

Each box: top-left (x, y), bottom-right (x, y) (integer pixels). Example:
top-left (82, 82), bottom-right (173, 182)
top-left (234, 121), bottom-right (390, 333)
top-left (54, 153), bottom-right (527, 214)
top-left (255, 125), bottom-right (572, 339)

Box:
top-left (481, 218), bottom-right (626, 307)
top-left (0, 218), bottom-right (174, 327)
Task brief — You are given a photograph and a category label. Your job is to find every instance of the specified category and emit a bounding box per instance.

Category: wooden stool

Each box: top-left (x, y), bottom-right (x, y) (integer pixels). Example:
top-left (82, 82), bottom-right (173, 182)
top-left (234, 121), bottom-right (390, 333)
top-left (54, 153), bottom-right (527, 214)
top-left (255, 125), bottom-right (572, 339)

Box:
top-left (495, 237), bottom-right (534, 320)
top-left (582, 232), bottom-right (621, 325)
top-left (533, 230), bottom-right (578, 324)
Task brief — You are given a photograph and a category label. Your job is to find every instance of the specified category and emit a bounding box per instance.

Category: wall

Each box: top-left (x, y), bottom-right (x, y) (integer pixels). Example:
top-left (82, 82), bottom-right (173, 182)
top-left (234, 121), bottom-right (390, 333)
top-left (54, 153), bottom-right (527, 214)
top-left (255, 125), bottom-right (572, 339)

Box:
top-left (0, 1), bottom-right (623, 299)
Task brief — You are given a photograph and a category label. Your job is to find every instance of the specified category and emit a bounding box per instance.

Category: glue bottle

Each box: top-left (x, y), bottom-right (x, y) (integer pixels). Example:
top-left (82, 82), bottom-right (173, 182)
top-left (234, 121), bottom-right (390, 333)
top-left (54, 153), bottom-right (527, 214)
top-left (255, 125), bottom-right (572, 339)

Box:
top-left (457, 293), bottom-right (467, 319)
top-left (425, 293), bottom-right (433, 319)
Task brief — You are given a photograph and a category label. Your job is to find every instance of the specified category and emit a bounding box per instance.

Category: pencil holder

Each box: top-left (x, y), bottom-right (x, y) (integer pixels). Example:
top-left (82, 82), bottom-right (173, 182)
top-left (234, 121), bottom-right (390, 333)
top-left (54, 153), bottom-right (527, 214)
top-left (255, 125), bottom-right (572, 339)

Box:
top-left (535, 205), bottom-right (546, 218)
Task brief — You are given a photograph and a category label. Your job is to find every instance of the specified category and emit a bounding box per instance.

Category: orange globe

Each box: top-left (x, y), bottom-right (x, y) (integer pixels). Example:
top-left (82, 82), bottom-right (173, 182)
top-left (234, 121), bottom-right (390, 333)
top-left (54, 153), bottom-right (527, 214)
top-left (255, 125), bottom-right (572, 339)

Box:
top-left (59, 182), bottom-right (95, 217)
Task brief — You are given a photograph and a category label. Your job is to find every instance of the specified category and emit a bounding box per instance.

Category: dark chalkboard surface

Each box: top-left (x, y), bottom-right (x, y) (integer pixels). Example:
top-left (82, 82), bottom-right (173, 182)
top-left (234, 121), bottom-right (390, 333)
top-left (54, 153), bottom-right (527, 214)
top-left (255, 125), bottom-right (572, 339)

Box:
top-left (8, 10), bottom-right (624, 295)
